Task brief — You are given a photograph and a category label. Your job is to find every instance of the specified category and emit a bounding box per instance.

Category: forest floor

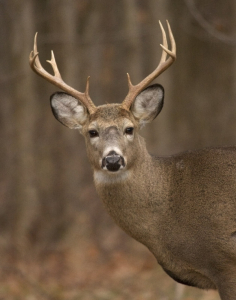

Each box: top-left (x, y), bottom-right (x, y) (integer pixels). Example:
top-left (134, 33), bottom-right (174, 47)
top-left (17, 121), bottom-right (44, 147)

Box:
top-left (0, 240), bottom-right (220, 300)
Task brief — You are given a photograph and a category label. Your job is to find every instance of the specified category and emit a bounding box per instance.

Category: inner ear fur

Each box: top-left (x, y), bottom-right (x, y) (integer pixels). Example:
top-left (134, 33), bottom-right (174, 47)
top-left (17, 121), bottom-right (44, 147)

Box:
top-left (131, 84), bottom-right (164, 126)
top-left (50, 92), bottom-right (88, 130)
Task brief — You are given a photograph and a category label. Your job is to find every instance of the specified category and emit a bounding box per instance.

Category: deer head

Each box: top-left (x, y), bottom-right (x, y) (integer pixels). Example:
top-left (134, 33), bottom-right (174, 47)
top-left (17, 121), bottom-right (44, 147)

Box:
top-left (29, 21), bottom-right (176, 175)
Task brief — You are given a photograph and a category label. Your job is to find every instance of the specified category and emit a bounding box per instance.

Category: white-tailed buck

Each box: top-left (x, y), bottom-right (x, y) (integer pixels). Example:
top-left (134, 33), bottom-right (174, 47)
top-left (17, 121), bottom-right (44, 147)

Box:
top-left (29, 21), bottom-right (236, 299)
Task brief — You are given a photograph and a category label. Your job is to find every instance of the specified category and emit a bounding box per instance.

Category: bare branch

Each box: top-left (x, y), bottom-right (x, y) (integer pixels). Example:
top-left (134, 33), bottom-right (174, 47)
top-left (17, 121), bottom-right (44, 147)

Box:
top-left (184, 0), bottom-right (236, 45)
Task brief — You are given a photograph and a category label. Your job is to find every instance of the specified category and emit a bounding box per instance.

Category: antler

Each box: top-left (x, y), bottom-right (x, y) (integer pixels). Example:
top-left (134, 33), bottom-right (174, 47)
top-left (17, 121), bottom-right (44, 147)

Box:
top-left (121, 20), bottom-right (176, 110)
top-left (29, 33), bottom-right (97, 114)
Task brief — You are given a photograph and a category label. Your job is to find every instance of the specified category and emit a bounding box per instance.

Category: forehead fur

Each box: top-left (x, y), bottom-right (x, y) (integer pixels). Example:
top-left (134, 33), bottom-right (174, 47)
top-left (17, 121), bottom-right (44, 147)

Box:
top-left (89, 104), bottom-right (136, 125)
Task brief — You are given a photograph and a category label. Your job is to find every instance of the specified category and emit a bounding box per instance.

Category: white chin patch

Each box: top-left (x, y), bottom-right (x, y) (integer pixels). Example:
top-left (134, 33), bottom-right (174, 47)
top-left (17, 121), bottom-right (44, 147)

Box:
top-left (94, 169), bottom-right (130, 184)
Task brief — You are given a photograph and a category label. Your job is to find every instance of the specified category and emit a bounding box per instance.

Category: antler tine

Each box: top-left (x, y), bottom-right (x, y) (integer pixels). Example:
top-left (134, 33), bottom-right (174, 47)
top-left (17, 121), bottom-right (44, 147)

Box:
top-left (46, 51), bottom-right (62, 79)
top-left (29, 33), bottom-right (39, 66)
top-left (29, 33), bottom-right (97, 114)
top-left (159, 21), bottom-right (168, 64)
top-left (121, 20), bottom-right (176, 110)
top-left (160, 20), bottom-right (176, 59)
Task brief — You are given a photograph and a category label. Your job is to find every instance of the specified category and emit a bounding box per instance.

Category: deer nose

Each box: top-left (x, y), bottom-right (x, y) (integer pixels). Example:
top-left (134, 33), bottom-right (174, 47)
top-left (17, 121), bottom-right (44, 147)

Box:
top-left (102, 151), bottom-right (125, 172)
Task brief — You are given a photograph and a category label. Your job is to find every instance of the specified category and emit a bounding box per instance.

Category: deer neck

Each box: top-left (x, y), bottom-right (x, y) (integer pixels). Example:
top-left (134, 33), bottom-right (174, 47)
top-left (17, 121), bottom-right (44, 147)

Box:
top-left (93, 140), bottom-right (167, 248)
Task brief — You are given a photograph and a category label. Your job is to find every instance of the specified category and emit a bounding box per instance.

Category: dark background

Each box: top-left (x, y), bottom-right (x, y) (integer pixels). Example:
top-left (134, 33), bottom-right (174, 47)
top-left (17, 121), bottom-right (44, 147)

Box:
top-left (0, 0), bottom-right (235, 299)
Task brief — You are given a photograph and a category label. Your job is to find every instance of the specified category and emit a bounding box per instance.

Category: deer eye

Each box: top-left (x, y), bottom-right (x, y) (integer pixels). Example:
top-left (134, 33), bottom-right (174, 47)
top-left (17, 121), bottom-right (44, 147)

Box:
top-left (88, 130), bottom-right (99, 138)
top-left (125, 127), bottom-right (134, 135)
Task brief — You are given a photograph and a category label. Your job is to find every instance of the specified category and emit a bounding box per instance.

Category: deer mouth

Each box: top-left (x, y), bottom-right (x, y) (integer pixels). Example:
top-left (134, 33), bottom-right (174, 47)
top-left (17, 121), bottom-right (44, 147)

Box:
top-left (101, 150), bottom-right (125, 172)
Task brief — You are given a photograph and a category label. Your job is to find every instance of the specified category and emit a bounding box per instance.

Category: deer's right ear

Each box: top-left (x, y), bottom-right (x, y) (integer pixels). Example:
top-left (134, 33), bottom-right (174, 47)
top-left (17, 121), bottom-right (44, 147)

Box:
top-left (50, 92), bottom-right (88, 130)
top-left (131, 84), bottom-right (164, 127)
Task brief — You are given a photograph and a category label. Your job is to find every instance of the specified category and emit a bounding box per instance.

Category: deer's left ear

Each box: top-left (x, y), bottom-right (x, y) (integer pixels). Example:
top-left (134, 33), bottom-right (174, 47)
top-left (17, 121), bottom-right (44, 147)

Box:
top-left (130, 84), bottom-right (164, 126)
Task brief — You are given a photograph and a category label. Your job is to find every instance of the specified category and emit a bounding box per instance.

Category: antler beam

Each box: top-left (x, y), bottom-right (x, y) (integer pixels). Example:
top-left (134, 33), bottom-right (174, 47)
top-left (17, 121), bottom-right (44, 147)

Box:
top-left (121, 20), bottom-right (176, 110)
top-left (29, 33), bottom-right (97, 114)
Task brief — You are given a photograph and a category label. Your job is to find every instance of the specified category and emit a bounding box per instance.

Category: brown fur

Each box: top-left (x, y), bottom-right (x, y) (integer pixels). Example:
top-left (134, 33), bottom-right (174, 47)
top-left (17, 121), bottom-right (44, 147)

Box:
top-left (50, 92), bottom-right (236, 299)
top-left (91, 109), bottom-right (236, 299)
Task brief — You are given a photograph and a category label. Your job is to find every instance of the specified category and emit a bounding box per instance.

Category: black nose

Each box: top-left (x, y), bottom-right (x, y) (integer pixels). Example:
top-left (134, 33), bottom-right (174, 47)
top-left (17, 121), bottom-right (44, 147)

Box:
top-left (102, 151), bottom-right (125, 172)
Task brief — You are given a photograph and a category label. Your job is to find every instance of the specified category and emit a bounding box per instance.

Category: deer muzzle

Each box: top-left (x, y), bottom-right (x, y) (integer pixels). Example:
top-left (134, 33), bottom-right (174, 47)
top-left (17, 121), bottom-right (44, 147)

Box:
top-left (102, 150), bottom-right (125, 172)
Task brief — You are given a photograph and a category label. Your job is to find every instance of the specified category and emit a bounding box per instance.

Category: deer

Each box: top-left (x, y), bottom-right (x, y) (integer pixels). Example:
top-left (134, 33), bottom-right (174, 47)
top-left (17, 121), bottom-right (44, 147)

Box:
top-left (29, 21), bottom-right (236, 300)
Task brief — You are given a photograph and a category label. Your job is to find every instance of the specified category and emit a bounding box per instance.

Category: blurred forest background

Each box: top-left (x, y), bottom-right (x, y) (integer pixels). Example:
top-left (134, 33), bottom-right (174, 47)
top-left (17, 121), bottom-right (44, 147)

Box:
top-left (0, 0), bottom-right (236, 299)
